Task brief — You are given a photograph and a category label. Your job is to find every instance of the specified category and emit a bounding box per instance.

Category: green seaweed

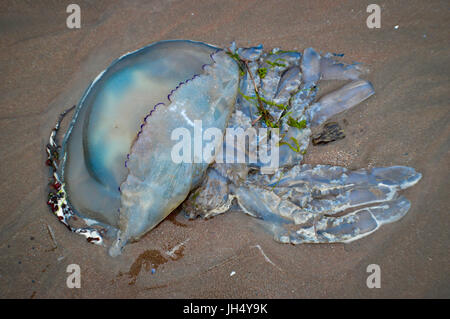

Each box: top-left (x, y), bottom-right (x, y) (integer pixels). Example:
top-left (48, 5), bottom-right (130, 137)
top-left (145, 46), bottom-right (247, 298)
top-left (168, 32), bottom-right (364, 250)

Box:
top-left (276, 50), bottom-right (298, 54)
top-left (257, 67), bottom-right (267, 79)
top-left (191, 190), bottom-right (200, 201)
top-left (238, 88), bottom-right (287, 111)
top-left (266, 59), bottom-right (287, 68)
top-left (260, 96), bottom-right (287, 111)
top-left (287, 117), bottom-right (307, 130)
top-left (231, 49), bottom-right (308, 151)
top-left (226, 51), bottom-right (246, 76)
top-left (271, 171), bottom-right (285, 190)
top-left (279, 137), bottom-right (306, 154)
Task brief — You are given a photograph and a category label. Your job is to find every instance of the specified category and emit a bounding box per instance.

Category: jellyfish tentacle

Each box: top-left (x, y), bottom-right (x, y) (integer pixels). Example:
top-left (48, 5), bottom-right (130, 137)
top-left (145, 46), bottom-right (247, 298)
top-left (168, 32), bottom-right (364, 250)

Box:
top-left (259, 51), bottom-right (302, 121)
top-left (182, 167), bottom-right (235, 220)
top-left (182, 45), bottom-right (421, 246)
top-left (251, 165), bottom-right (421, 191)
top-left (301, 47), bottom-right (321, 84)
top-left (276, 196), bottom-right (411, 244)
top-left (230, 183), bottom-right (315, 225)
top-left (256, 164), bottom-right (421, 215)
top-left (307, 79), bottom-right (375, 127)
top-left (320, 53), bottom-right (366, 81)
top-left (229, 164), bottom-right (420, 244)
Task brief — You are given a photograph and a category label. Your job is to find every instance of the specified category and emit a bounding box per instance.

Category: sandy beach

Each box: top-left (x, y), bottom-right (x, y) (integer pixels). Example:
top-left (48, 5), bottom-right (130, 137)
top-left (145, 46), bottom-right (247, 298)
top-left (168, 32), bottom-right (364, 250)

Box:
top-left (0, 0), bottom-right (449, 298)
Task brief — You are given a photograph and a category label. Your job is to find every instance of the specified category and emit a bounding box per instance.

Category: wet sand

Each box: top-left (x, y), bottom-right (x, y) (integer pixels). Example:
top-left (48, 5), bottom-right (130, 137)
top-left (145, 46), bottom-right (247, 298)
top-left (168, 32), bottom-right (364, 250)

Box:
top-left (0, 0), bottom-right (449, 298)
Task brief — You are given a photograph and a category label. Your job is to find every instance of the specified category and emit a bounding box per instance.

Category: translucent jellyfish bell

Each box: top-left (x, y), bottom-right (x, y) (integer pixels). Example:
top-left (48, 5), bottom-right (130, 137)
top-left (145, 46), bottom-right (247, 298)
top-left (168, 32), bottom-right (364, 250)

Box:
top-left (59, 40), bottom-right (239, 255)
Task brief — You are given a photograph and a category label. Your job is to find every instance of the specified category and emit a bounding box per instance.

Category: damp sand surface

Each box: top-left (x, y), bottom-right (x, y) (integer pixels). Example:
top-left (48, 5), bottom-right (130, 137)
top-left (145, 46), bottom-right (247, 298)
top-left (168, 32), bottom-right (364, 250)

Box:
top-left (0, 0), bottom-right (449, 298)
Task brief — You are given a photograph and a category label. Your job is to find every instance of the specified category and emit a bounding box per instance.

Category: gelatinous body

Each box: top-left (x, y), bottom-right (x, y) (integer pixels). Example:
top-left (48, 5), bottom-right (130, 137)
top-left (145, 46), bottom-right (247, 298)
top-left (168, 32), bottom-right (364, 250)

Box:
top-left (46, 40), bottom-right (421, 256)
top-left (56, 40), bottom-right (239, 255)
top-left (62, 41), bottom-right (221, 226)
